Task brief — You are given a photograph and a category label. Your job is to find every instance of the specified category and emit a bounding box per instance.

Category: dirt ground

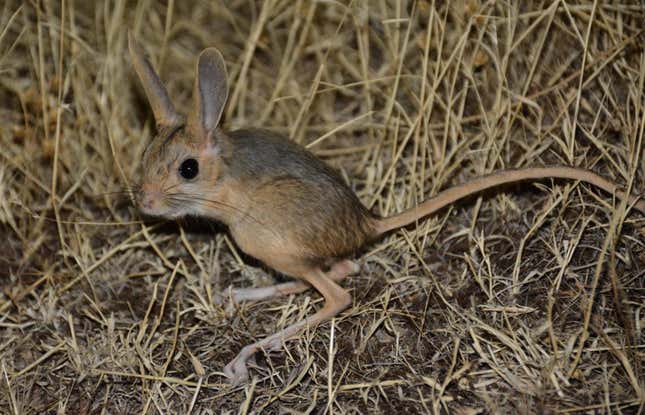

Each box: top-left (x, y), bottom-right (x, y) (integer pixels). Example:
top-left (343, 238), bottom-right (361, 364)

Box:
top-left (0, 1), bottom-right (644, 413)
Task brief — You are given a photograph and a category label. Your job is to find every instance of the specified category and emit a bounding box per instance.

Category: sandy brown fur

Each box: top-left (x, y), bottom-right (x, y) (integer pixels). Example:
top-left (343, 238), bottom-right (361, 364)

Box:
top-left (128, 34), bottom-right (645, 385)
top-left (221, 128), bottom-right (377, 264)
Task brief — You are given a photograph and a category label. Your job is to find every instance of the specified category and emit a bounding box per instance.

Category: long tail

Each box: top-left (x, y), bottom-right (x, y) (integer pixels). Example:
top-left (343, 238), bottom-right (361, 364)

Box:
top-left (375, 167), bottom-right (645, 235)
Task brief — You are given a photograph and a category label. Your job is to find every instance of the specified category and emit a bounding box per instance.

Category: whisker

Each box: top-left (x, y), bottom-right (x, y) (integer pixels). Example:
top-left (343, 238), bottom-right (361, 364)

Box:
top-left (168, 194), bottom-right (268, 228)
top-left (168, 194), bottom-right (240, 215)
top-left (164, 183), bottom-right (182, 193)
top-left (166, 199), bottom-right (186, 210)
top-left (91, 189), bottom-right (137, 199)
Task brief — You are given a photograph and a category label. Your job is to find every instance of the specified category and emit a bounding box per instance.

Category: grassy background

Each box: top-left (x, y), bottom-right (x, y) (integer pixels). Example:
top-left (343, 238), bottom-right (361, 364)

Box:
top-left (1, 0), bottom-right (644, 413)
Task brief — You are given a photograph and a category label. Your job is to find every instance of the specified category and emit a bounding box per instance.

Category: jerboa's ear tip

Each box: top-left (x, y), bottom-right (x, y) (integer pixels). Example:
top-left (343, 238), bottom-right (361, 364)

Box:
top-left (198, 47), bottom-right (224, 60)
top-left (127, 32), bottom-right (182, 127)
top-left (197, 47), bottom-right (227, 74)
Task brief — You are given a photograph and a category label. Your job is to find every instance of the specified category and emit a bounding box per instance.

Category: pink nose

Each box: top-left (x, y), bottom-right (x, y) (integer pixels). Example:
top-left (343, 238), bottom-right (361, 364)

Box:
top-left (139, 193), bottom-right (154, 210)
top-left (138, 185), bottom-right (162, 212)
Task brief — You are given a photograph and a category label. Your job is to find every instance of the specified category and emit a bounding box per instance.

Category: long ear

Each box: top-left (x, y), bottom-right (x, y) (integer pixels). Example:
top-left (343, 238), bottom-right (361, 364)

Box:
top-left (128, 33), bottom-right (182, 127)
top-left (188, 48), bottom-right (228, 138)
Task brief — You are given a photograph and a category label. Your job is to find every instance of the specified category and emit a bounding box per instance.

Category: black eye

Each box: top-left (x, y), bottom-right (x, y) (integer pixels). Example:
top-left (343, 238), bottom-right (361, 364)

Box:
top-left (179, 158), bottom-right (199, 180)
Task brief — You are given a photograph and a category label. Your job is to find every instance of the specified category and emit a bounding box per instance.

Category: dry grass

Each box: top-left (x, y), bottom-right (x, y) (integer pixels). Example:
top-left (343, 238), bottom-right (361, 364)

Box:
top-left (1, 0), bottom-right (644, 413)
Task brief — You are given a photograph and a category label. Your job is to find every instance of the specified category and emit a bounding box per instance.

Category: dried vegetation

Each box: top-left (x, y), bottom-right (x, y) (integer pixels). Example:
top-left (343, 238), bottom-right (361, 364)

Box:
top-left (0, 0), bottom-right (644, 413)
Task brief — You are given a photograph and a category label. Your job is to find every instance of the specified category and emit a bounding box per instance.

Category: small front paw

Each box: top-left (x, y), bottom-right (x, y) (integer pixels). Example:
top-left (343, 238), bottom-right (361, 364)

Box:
top-left (223, 353), bottom-right (250, 385)
top-left (213, 286), bottom-right (239, 314)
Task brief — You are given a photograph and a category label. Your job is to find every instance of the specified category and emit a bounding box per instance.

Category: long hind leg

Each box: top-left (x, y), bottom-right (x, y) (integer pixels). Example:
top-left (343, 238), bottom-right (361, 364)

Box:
top-left (223, 265), bottom-right (353, 385)
top-left (221, 259), bottom-right (358, 303)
